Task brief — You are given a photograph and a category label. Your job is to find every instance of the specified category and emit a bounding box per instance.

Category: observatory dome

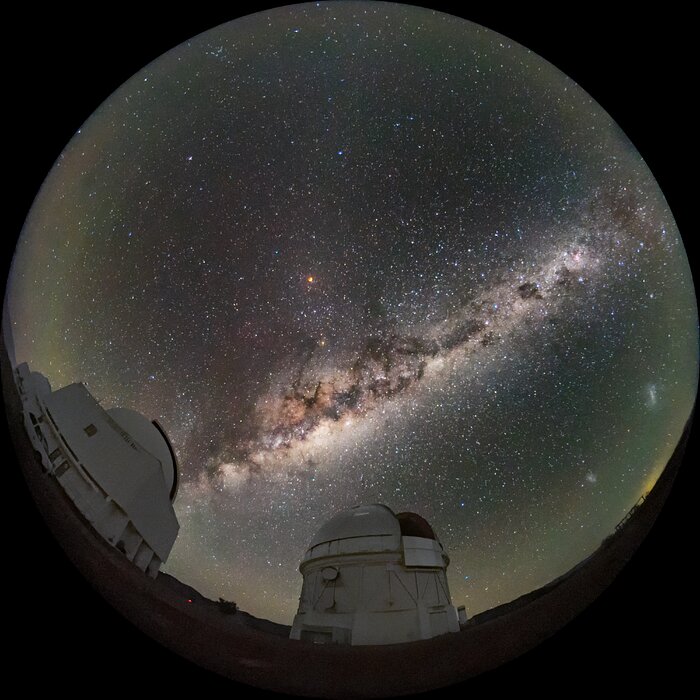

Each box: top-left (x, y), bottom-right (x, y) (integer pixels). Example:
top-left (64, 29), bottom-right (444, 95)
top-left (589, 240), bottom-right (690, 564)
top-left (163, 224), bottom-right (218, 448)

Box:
top-left (291, 504), bottom-right (461, 645)
top-left (107, 408), bottom-right (179, 500)
top-left (308, 503), bottom-right (401, 549)
top-left (13, 365), bottom-right (180, 577)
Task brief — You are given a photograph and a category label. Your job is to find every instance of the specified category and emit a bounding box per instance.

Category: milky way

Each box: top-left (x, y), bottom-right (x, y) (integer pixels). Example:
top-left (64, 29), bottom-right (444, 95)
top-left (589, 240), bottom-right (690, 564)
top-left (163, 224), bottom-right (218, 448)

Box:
top-left (222, 217), bottom-right (616, 484)
top-left (7, 2), bottom-right (697, 623)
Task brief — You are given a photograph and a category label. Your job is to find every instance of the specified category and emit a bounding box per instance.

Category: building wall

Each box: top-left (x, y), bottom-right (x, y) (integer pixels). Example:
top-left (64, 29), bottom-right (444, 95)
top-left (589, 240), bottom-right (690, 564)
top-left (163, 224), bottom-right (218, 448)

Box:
top-left (291, 540), bottom-right (460, 645)
top-left (51, 446), bottom-right (158, 576)
top-left (15, 364), bottom-right (170, 577)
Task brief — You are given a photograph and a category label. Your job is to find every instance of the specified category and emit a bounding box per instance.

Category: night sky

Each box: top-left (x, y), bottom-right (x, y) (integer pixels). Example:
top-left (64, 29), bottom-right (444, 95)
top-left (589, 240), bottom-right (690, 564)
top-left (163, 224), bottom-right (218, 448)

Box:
top-left (7, 2), bottom-right (697, 624)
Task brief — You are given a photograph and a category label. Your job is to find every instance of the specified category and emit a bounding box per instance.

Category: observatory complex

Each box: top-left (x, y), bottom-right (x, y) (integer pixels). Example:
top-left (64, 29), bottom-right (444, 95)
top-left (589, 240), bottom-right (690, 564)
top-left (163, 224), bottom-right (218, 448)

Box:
top-left (14, 362), bottom-right (179, 576)
top-left (290, 504), bottom-right (465, 645)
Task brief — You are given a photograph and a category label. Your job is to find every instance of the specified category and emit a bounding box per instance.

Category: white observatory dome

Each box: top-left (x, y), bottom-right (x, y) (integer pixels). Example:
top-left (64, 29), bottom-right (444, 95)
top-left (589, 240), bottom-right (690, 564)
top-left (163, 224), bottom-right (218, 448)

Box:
top-left (290, 504), bottom-right (461, 646)
top-left (107, 408), bottom-right (179, 500)
top-left (308, 503), bottom-right (401, 550)
top-left (13, 364), bottom-right (180, 578)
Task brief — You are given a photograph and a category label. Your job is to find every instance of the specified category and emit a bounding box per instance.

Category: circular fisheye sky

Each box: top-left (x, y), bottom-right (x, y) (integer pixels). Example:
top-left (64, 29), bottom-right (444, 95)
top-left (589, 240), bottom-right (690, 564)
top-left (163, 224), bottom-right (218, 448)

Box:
top-left (7, 1), bottom-right (697, 626)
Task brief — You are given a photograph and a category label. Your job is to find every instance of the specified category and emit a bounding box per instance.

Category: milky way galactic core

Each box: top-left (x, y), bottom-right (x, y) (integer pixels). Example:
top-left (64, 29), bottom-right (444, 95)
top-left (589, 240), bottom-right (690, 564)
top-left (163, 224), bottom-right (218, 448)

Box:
top-left (7, 2), bottom-right (697, 623)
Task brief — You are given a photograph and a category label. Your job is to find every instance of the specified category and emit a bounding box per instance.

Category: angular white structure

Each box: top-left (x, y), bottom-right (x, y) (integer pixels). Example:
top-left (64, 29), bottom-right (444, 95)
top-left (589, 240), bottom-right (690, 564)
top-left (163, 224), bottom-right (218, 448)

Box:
top-left (15, 363), bottom-right (179, 577)
top-left (290, 504), bottom-right (461, 645)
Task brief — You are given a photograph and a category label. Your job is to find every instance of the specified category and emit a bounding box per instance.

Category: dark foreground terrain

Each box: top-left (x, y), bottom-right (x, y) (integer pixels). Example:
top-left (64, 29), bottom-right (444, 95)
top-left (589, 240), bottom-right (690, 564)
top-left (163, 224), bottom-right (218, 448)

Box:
top-left (3, 328), bottom-right (693, 697)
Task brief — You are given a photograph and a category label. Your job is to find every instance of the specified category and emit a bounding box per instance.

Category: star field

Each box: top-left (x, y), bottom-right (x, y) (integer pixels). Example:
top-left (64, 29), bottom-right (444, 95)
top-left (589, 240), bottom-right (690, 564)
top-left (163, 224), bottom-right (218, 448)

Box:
top-left (8, 2), bottom-right (698, 623)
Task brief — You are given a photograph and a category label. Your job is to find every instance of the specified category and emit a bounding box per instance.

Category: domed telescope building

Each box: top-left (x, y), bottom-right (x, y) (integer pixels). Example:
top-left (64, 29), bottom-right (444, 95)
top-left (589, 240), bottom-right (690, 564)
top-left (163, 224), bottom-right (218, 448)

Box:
top-left (290, 504), bottom-right (465, 645)
top-left (14, 362), bottom-right (179, 577)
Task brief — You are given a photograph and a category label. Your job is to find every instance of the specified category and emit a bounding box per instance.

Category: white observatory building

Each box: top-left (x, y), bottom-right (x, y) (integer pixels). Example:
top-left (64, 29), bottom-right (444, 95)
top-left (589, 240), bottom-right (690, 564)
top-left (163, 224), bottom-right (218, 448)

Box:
top-left (290, 504), bottom-right (463, 645)
top-left (15, 362), bottom-right (179, 577)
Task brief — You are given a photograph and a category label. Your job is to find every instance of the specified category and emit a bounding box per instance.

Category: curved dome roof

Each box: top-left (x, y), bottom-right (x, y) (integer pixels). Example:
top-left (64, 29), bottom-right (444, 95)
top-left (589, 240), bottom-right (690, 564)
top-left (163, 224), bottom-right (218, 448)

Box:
top-left (308, 504), bottom-right (401, 549)
top-left (107, 408), bottom-right (178, 500)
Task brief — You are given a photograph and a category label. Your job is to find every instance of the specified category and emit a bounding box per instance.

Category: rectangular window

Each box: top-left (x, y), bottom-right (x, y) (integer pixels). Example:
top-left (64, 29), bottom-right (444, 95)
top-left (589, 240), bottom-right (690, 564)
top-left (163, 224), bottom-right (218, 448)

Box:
top-left (49, 448), bottom-right (62, 462)
top-left (84, 424), bottom-right (97, 437)
top-left (55, 462), bottom-right (69, 478)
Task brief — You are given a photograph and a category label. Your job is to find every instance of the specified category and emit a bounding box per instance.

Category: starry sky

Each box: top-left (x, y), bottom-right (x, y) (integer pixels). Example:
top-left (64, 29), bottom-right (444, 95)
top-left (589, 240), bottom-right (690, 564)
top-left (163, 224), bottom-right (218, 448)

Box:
top-left (7, 2), bottom-right (698, 623)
